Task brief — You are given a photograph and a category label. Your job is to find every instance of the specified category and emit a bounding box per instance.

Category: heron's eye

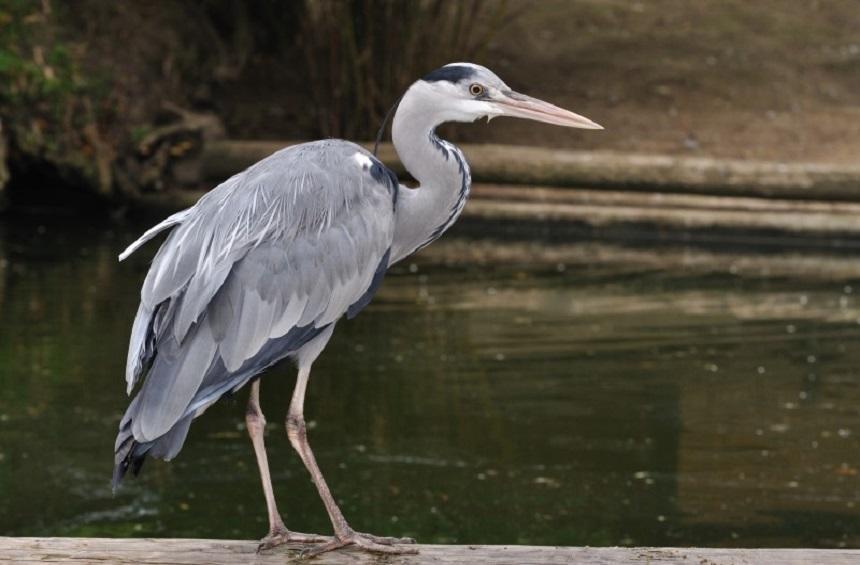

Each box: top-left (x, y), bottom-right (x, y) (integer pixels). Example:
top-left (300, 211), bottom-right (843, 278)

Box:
top-left (469, 83), bottom-right (485, 97)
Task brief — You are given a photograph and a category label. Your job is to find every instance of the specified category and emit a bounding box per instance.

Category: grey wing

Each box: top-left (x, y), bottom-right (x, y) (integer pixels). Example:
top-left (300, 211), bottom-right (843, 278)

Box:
top-left (119, 141), bottom-right (397, 444)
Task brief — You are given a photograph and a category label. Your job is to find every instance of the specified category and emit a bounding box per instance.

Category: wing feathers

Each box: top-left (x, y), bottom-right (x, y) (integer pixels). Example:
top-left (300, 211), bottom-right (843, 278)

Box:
top-left (270, 293), bottom-right (308, 338)
top-left (118, 208), bottom-right (192, 261)
top-left (132, 319), bottom-right (218, 441)
top-left (125, 303), bottom-right (155, 393)
top-left (119, 140), bottom-right (398, 459)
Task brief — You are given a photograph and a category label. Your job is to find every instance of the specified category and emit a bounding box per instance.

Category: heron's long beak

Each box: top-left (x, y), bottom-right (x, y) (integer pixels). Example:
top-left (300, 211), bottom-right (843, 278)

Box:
top-left (493, 91), bottom-right (603, 129)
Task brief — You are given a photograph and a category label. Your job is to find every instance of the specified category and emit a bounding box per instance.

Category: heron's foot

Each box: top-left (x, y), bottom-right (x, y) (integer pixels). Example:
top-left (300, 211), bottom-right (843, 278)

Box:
top-left (299, 529), bottom-right (418, 559)
top-left (257, 526), bottom-right (332, 553)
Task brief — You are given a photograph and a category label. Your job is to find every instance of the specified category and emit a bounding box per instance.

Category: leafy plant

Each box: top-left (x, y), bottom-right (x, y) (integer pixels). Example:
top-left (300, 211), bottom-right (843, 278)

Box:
top-left (0, 4), bottom-right (89, 118)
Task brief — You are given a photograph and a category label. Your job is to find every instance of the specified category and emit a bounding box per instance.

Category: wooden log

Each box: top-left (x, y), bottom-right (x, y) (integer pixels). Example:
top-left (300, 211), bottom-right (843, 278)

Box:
top-left (1, 537), bottom-right (858, 565)
top-left (128, 183), bottom-right (860, 243)
top-left (471, 184), bottom-right (860, 215)
top-left (200, 140), bottom-right (860, 201)
top-left (462, 145), bottom-right (860, 201)
top-left (467, 184), bottom-right (860, 240)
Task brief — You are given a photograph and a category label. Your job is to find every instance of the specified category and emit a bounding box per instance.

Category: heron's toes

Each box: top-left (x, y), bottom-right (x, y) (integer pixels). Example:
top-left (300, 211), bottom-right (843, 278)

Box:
top-left (257, 530), bottom-right (290, 553)
top-left (257, 527), bottom-right (332, 553)
top-left (299, 531), bottom-right (418, 559)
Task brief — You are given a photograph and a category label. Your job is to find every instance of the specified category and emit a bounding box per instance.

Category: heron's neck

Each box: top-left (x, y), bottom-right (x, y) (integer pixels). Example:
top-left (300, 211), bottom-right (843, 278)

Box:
top-left (389, 86), bottom-right (471, 263)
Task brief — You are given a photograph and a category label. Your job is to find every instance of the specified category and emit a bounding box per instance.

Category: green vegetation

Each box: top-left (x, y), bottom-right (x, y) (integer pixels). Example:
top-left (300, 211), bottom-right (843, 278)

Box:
top-left (0, 0), bottom-right (108, 195)
top-left (0, 30), bottom-right (86, 110)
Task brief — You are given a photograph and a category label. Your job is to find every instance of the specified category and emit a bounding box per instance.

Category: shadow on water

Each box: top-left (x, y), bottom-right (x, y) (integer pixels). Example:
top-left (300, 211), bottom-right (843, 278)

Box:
top-left (0, 217), bottom-right (858, 547)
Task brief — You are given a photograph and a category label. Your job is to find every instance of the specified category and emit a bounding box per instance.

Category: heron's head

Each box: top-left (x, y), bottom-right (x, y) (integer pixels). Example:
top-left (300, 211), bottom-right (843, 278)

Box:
top-left (412, 62), bottom-right (602, 130)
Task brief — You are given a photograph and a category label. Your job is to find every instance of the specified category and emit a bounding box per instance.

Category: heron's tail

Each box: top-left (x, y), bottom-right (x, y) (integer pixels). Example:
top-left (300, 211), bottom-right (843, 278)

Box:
top-left (112, 435), bottom-right (148, 490)
top-left (112, 400), bottom-right (193, 492)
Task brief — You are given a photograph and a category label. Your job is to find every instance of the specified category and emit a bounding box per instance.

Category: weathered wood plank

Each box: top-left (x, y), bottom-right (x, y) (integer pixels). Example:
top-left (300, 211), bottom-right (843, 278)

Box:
top-left (1, 538), bottom-right (858, 565)
top-left (2, 537), bottom-right (859, 565)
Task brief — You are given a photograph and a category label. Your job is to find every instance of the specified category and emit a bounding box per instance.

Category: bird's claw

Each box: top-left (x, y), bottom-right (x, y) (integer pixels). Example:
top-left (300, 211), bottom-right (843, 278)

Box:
top-left (299, 530), bottom-right (418, 559)
top-left (257, 527), bottom-right (332, 553)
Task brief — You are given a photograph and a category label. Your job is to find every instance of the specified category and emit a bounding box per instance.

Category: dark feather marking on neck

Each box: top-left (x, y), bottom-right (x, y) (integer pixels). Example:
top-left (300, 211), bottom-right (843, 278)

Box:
top-left (413, 132), bottom-right (471, 252)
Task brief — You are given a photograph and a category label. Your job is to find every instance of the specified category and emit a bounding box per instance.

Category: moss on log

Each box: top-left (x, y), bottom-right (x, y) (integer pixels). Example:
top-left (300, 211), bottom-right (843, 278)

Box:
top-left (201, 141), bottom-right (860, 202)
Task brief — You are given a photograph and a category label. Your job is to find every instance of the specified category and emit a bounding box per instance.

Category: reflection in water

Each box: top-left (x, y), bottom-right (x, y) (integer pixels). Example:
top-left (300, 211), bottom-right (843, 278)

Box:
top-left (0, 219), bottom-right (858, 547)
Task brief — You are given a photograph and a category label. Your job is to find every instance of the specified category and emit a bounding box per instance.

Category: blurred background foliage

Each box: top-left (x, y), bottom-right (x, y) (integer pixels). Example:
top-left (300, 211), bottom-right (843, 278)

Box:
top-left (0, 0), bottom-right (858, 205)
top-left (0, 0), bottom-right (514, 201)
top-left (0, 0), bottom-right (110, 194)
top-left (294, 0), bottom-right (512, 138)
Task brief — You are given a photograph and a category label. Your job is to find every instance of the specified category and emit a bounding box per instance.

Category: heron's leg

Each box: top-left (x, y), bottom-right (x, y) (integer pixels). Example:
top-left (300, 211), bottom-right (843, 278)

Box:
top-left (286, 365), bottom-right (417, 558)
top-left (245, 379), bottom-right (330, 551)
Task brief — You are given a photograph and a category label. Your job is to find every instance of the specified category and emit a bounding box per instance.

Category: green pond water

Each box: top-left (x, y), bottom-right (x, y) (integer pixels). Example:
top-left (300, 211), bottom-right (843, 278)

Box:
top-left (0, 218), bottom-right (858, 548)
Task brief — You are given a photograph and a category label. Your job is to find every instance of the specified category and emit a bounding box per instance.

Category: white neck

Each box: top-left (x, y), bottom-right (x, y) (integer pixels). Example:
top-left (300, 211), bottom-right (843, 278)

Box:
top-left (388, 81), bottom-right (472, 264)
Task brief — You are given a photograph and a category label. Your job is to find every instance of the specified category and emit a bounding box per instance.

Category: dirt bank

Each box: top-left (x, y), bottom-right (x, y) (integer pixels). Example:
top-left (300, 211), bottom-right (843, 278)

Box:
top-left (460, 0), bottom-right (860, 164)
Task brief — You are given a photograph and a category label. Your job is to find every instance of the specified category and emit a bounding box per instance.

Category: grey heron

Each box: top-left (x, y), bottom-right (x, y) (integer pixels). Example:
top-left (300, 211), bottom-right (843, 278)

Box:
top-left (113, 62), bottom-right (601, 557)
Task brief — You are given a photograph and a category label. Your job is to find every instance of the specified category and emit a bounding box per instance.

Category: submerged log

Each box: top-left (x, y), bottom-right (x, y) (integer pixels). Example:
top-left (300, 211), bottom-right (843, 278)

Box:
top-left (1, 537), bottom-right (858, 565)
top-left (200, 140), bottom-right (860, 202)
